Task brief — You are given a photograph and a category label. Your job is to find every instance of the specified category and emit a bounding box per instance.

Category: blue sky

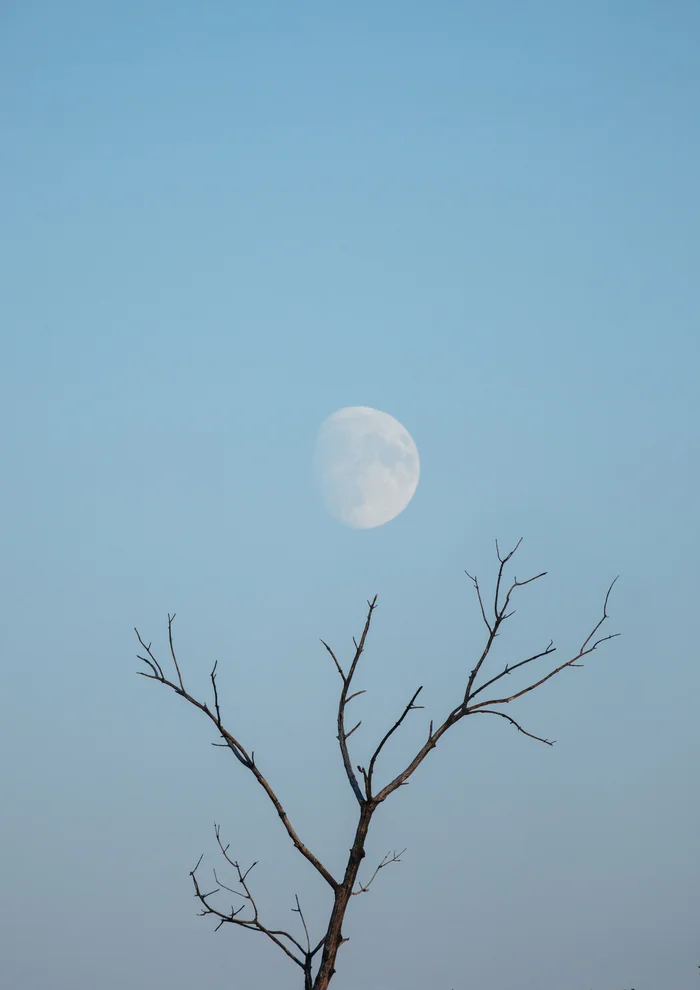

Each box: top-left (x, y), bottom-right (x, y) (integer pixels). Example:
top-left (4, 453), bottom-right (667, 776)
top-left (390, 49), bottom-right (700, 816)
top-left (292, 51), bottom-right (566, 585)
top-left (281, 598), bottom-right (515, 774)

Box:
top-left (1, 2), bottom-right (698, 988)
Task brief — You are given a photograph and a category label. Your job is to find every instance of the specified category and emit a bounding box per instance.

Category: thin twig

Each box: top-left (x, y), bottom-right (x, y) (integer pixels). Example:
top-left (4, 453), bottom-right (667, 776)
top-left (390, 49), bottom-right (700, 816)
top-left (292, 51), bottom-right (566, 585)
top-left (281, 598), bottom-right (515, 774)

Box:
top-left (472, 709), bottom-right (555, 745)
top-left (467, 641), bottom-right (556, 702)
top-left (372, 550), bottom-right (618, 806)
top-left (190, 836), bottom-right (307, 966)
top-left (323, 596), bottom-right (378, 806)
top-left (366, 687), bottom-right (424, 799)
top-left (352, 849), bottom-right (406, 895)
top-left (292, 895), bottom-right (311, 954)
top-left (461, 541), bottom-right (548, 709)
top-left (134, 627), bottom-right (338, 891)
top-left (136, 539), bottom-right (619, 990)
top-left (167, 613), bottom-right (185, 693)
top-left (465, 570), bottom-right (492, 635)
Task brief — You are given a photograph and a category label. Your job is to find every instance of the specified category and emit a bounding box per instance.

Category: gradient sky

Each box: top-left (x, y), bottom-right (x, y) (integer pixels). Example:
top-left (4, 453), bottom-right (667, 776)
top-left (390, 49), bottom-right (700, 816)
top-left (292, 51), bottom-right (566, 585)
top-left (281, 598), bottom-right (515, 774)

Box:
top-left (1, 3), bottom-right (699, 989)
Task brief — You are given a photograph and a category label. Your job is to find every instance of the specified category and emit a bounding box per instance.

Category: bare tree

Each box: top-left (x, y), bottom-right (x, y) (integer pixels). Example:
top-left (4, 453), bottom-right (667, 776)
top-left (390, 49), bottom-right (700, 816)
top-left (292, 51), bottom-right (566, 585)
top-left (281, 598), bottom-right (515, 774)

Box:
top-left (134, 539), bottom-right (618, 989)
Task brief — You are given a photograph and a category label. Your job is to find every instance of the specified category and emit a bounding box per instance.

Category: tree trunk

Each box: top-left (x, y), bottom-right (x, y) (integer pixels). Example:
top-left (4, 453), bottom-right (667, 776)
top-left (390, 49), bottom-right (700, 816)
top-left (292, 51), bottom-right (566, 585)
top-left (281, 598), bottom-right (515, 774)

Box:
top-left (312, 805), bottom-right (374, 989)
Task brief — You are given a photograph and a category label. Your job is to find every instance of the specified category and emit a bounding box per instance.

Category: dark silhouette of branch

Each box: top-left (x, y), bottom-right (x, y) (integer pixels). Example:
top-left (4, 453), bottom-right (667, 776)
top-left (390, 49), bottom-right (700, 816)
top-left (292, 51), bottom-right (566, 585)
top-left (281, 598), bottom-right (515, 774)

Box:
top-left (352, 848), bottom-right (406, 894)
top-left (292, 895), bottom-right (311, 954)
top-left (134, 616), bottom-right (338, 893)
top-left (134, 539), bottom-right (619, 990)
top-left (321, 596), bottom-right (377, 806)
top-left (471, 709), bottom-right (555, 745)
top-left (189, 831), bottom-right (311, 976)
top-left (365, 686), bottom-right (424, 799)
top-left (368, 550), bottom-right (618, 808)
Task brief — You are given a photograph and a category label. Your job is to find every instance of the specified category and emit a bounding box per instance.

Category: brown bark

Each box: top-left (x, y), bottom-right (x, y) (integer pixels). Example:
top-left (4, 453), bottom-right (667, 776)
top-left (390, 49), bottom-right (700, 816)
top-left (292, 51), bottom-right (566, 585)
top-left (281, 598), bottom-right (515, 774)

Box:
top-left (312, 805), bottom-right (374, 989)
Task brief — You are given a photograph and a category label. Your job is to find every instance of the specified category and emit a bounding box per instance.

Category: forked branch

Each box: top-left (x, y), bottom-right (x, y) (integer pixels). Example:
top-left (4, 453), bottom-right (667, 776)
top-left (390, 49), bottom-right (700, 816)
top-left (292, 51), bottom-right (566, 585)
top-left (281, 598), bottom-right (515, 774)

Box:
top-left (352, 848), bottom-right (407, 895)
top-left (135, 539), bottom-right (619, 990)
top-left (365, 687), bottom-right (424, 800)
top-left (135, 617), bottom-right (338, 892)
top-left (190, 824), bottom-right (324, 987)
top-left (321, 596), bottom-right (378, 806)
top-left (367, 541), bottom-right (618, 807)
top-left (317, 542), bottom-right (618, 812)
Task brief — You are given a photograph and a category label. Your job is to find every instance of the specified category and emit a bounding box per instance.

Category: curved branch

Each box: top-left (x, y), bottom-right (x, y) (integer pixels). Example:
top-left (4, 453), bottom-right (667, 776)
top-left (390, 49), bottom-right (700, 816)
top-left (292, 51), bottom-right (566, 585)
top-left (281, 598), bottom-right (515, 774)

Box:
top-left (352, 848), bottom-right (406, 895)
top-left (471, 709), bottom-right (554, 745)
top-left (466, 640), bottom-right (556, 702)
top-left (322, 596), bottom-right (377, 806)
top-left (135, 624), bottom-right (338, 891)
top-left (372, 713), bottom-right (456, 805)
top-left (190, 848), bottom-right (307, 968)
top-left (166, 613), bottom-right (185, 692)
top-left (292, 894), bottom-right (311, 954)
top-left (467, 578), bottom-right (620, 713)
top-left (462, 541), bottom-right (547, 709)
top-left (373, 563), bottom-right (618, 805)
top-left (366, 686), bottom-right (423, 799)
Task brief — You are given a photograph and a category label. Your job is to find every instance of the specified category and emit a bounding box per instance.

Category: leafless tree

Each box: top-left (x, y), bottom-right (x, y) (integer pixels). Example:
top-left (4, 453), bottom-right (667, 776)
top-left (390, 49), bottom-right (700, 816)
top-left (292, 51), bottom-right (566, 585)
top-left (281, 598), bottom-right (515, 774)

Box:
top-left (134, 539), bottom-right (618, 989)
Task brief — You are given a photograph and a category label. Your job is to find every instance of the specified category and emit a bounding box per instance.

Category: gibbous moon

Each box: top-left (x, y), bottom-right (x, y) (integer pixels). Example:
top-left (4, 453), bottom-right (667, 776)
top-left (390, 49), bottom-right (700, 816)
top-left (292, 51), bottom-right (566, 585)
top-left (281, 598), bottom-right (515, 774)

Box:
top-left (314, 407), bottom-right (420, 529)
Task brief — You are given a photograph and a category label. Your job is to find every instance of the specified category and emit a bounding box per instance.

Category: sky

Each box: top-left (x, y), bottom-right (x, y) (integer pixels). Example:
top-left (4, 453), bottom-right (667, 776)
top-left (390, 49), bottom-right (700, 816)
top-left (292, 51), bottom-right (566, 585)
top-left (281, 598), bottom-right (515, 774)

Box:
top-left (1, 2), bottom-right (698, 988)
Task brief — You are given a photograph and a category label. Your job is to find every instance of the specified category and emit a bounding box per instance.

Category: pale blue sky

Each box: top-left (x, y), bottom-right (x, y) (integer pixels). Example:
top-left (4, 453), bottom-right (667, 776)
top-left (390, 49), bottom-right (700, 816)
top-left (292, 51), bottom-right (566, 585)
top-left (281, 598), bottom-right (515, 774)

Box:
top-left (1, 3), bottom-right (698, 988)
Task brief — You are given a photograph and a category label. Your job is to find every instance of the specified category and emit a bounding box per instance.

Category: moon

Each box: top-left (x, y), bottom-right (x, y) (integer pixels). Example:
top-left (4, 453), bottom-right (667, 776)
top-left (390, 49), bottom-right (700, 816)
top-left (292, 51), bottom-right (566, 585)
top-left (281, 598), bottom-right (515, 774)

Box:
top-left (314, 407), bottom-right (420, 529)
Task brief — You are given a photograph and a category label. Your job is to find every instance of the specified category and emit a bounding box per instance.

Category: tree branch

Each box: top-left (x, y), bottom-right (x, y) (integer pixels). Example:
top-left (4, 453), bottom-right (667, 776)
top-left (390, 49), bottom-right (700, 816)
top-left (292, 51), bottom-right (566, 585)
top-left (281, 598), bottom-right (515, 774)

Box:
top-left (464, 569), bottom-right (492, 635)
top-left (352, 848), bottom-right (406, 895)
top-left (135, 626), bottom-right (338, 891)
top-left (466, 640), bottom-right (556, 701)
top-left (189, 830), bottom-right (308, 969)
top-left (322, 596), bottom-right (378, 807)
top-left (366, 686), bottom-right (424, 800)
top-left (466, 577), bottom-right (620, 713)
top-left (135, 540), bottom-right (620, 990)
top-left (462, 540), bottom-right (548, 710)
top-left (471, 709), bottom-right (555, 745)
top-left (292, 894), bottom-right (311, 954)
top-left (372, 546), bottom-right (618, 805)
top-left (166, 613), bottom-right (185, 693)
